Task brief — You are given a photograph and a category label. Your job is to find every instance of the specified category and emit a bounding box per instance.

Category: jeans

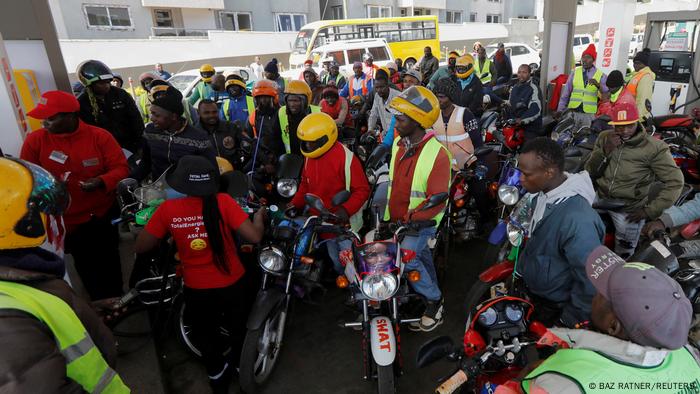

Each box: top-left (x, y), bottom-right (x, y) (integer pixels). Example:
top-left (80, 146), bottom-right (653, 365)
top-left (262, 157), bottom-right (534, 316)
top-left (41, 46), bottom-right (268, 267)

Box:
top-left (324, 237), bottom-right (353, 274)
top-left (608, 210), bottom-right (645, 258)
top-left (401, 227), bottom-right (442, 301)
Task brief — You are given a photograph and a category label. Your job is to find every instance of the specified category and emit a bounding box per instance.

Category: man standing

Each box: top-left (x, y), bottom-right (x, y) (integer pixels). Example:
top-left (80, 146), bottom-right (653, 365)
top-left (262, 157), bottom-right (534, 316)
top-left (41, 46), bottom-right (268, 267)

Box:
top-left (452, 54), bottom-right (485, 118)
top-left (628, 48), bottom-right (656, 120)
top-left (474, 46), bottom-right (497, 88)
top-left (76, 60), bottom-right (144, 154)
top-left (208, 74), bottom-right (229, 107)
top-left (21, 91), bottom-right (129, 300)
top-left (220, 74), bottom-right (254, 127)
top-left (417, 46), bottom-right (440, 86)
top-left (362, 53), bottom-right (379, 80)
top-left (197, 99), bottom-right (242, 167)
top-left (264, 58), bottom-right (286, 103)
top-left (507, 64), bottom-right (543, 141)
top-left (340, 62), bottom-right (373, 98)
top-left (279, 81), bottom-right (321, 155)
top-left (367, 70), bottom-right (401, 133)
top-left (136, 72), bottom-right (161, 124)
top-left (188, 64), bottom-right (217, 106)
top-left (427, 51), bottom-right (459, 89)
top-left (386, 86), bottom-right (451, 332)
top-left (493, 43), bottom-right (513, 84)
top-left (557, 44), bottom-right (608, 127)
top-left (585, 98), bottom-right (683, 257)
top-left (249, 56), bottom-right (265, 80)
top-left (154, 63), bottom-right (171, 80)
top-left (303, 68), bottom-right (324, 106)
top-left (321, 61), bottom-right (346, 90)
top-left (246, 79), bottom-right (285, 163)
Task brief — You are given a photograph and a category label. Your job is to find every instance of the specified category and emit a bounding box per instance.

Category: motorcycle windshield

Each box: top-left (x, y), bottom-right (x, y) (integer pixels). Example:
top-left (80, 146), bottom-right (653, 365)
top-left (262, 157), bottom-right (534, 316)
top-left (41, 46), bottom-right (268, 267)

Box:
top-left (276, 154), bottom-right (304, 179)
top-left (356, 241), bottom-right (399, 277)
top-left (499, 165), bottom-right (522, 188)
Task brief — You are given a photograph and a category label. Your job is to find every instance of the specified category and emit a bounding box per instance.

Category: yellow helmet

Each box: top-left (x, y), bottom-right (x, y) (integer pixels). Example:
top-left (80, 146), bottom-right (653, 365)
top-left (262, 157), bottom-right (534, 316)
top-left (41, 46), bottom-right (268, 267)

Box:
top-left (388, 86), bottom-right (440, 129)
top-left (284, 80), bottom-right (312, 105)
top-left (297, 112), bottom-right (338, 159)
top-left (216, 156), bottom-right (234, 174)
top-left (0, 157), bottom-right (69, 249)
top-left (199, 64), bottom-right (216, 83)
top-left (455, 54), bottom-right (475, 79)
top-left (375, 67), bottom-right (391, 81)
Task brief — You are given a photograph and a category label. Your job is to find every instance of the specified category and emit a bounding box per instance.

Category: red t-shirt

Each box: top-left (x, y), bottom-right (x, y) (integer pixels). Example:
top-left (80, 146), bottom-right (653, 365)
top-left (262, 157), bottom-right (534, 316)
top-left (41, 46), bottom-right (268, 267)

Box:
top-left (145, 193), bottom-right (249, 289)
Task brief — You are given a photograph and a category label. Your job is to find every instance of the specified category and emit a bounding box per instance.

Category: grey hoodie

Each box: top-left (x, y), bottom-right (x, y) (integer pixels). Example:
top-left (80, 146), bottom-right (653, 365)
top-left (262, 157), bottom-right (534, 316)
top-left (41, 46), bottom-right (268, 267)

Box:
top-left (530, 171), bottom-right (596, 233)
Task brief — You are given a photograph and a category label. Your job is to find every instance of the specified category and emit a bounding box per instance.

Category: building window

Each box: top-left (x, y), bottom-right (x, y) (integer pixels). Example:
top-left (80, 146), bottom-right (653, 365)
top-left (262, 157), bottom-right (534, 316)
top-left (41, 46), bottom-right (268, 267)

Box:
top-left (367, 5), bottom-right (391, 18)
top-left (219, 11), bottom-right (252, 31)
top-left (486, 14), bottom-right (501, 23)
top-left (446, 10), bottom-right (462, 23)
top-left (84, 5), bottom-right (132, 29)
top-left (469, 12), bottom-right (477, 22)
top-left (276, 13), bottom-right (307, 32)
top-left (331, 5), bottom-right (344, 19)
top-left (399, 8), bottom-right (408, 17)
top-left (154, 9), bottom-right (173, 27)
top-left (487, 0), bottom-right (502, 2)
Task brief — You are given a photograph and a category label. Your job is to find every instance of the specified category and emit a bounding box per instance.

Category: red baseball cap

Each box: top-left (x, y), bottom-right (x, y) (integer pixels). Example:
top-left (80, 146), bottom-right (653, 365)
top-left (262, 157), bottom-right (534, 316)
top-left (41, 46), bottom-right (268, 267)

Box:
top-left (27, 90), bottom-right (80, 120)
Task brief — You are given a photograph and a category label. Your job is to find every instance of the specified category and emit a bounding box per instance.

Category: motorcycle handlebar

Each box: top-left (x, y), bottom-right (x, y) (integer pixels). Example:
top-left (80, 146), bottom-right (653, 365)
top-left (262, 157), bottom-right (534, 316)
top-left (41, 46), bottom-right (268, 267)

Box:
top-left (435, 370), bottom-right (468, 394)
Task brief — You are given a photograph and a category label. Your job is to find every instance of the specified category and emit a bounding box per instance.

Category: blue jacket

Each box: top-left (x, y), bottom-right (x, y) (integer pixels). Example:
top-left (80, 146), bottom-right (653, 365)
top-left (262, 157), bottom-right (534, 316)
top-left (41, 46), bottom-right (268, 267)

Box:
top-left (340, 73), bottom-right (373, 98)
top-left (508, 79), bottom-right (543, 137)
top-left (660, 192), bottom-right (700, 228)
top-left (516, 194), bottom-right (604, 326)
top-left (219, 94), bottom-right (253, 126)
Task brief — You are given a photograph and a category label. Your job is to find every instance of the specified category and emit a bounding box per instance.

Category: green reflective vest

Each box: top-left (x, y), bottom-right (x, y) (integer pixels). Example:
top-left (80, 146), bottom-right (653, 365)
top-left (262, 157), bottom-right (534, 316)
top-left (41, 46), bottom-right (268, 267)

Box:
top-left (138, 93), bottom-right (150, 124)
top-left (223, 96), bottom-right (255, 122)
top-left (568, 66), bottom-right (603, 114)
top-left (474, 58), bottom-right (493, 84)
top-left (322, 73), bottom-right (343, 86)
top-left (610, 88), bottom-right (623, 104)
top-left (522, 347), bottom-right (700, 393)
top-left (384, 136), bottom-right (450, 226)
top-left (278, 105), bottom-right (321, 154)
top-left (0, 281), bottom-right (130, 393)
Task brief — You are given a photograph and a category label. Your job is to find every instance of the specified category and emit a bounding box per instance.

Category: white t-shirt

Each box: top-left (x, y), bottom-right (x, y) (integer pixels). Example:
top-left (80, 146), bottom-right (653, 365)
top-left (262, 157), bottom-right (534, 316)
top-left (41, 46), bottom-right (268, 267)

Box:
top-left (250, 62), bottom-right (264, 80)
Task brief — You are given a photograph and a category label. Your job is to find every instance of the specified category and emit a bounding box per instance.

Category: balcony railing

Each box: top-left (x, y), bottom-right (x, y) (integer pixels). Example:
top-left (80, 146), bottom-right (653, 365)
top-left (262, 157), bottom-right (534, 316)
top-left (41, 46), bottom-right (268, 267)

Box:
top-left (151, 27), bottom-right (210, 37)
top-left (142, 0), bottom-right (224, 9)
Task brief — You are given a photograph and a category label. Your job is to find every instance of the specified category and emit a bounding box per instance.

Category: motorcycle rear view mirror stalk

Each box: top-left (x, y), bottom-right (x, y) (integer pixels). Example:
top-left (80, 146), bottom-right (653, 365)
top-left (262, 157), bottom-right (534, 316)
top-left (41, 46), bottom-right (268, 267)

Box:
top-left (416, 336), bottom-right (456, 368)
top-left (410, 192), bottom-right (449, 220)
top-left (305, 193), bottom-right (329, 215)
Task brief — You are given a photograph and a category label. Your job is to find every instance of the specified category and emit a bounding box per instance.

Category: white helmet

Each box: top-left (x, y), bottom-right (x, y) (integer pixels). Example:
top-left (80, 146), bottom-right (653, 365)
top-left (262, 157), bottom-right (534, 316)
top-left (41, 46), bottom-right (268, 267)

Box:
top-left (482, 94), bottom-right (492, 105)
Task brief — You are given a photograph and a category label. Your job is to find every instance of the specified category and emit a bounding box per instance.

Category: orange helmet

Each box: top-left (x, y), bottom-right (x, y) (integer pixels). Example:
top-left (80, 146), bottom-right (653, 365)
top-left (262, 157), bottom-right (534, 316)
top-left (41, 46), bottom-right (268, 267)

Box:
top-left (609, 97), bottom-right (639, 125)
top-left (252, 79), bottom-right (279, 105)
top-left (284, 80), bottom-right (312, 105)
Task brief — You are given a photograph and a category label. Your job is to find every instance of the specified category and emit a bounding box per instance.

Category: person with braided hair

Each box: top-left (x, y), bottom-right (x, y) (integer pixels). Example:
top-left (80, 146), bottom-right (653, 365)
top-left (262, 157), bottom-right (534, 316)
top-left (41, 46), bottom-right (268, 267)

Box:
top-left (76, 60), bottom-right (144, 154)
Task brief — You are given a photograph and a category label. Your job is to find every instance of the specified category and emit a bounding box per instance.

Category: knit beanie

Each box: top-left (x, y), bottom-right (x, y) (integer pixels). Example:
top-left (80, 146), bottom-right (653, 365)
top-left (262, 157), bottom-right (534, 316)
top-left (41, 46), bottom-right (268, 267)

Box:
top-left (432, 77), bottom-right (458, 103)
top-left (633, 48), bottom-right (651, 66)
top-left (151, 86), bottom-right (184, 116)
top-left (582, 43), bottom-right (597, 61)
top-left (265, 58), bottom-right (279, 74)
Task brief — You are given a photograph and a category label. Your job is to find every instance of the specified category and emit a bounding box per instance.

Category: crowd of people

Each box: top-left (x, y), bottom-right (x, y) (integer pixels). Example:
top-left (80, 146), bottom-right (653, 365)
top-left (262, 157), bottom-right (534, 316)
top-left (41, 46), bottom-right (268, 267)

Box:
top-left (1, 39), bottom-right (699, 394)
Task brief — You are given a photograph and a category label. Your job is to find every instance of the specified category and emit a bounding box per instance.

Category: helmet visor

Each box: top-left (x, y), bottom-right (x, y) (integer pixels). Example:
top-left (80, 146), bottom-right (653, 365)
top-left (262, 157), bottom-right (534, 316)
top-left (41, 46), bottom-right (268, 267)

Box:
top-left (390, 87), bottom-right (436, 116)
top-left (21, 160), bottom-right (69, 215)
top-left (201, 71), bottom-right (215, 79)
top-left (301, 135), bottom-right (329, 155)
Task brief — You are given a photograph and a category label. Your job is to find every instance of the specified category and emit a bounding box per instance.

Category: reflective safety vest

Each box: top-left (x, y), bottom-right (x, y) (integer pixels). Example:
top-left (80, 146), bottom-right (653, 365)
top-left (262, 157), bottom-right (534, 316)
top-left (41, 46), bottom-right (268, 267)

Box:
top-left (384, 136), bottom-right (450, 226)
top-left (474, 58), bottom-right (493, 84)
top-left (567, 66), bottom-right (603, 114)
top-left (349, 76), bottom-right (369, 96)
top-left (432, 106), bottom-right (473, 171)
top-left (223, 95), bottom-right (255, 122)
top-left (522, 347), bottom-right (700, 393)
top-left (322, 73), bottom-right (343, 86)
top-left (278, 105), bottom-right (321, 154)
top-left (610, 88), bottom-right (623, 104)
top-left (138, 93), bottom-right (150, 124)
top-left (626, 67), bottom-right (655, 97)
top-left (0, 281), bottom-right (130, 393)
top-left (340, 143), bottom-right (363, 232)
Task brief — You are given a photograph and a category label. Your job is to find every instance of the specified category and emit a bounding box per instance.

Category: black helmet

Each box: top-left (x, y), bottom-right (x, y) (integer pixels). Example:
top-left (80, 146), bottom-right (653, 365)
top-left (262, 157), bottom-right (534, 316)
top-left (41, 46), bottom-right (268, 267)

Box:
top-left (77, 60), bottom-right (114, 87)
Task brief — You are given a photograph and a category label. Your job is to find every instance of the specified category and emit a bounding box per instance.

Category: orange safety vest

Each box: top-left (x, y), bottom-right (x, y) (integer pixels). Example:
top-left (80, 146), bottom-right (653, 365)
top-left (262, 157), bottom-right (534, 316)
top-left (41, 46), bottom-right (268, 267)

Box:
top-left (626, 68), bottom-right (652, 97)
top-left (248, 111), bottom-right (258, 138)
top-left (349, 76), bottom-right (369, 96)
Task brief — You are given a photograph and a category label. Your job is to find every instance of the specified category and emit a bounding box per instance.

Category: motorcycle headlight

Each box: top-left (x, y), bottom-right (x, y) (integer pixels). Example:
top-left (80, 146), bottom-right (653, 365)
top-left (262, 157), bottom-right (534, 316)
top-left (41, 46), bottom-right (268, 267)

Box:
top-left (259, 246), bottom-right (286, 273)
top-left (507, 221), bottom-right (524, 246)
top-left (498, 185), bottom-right (519, 206)
top-left (276, 179), bottom-right (298, 198)
top-left (360, 272), bottom-right (398, 301)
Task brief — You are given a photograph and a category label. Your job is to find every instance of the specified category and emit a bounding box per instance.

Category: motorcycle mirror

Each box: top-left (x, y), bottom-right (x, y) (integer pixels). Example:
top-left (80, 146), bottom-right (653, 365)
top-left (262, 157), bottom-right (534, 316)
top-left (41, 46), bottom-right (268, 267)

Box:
top-left (277, 154), bottom-right (304, 179)
top-left (365, 144), bottom-right (390, 170)
top-left (563, 147), bottom-right (583, 158)
top-left (331, 190), bottom-right (351, 207)
top-left (117, 178), bottom-right (139, 195)
top-left (419, 192), bottom-right (449, 212)
top-left (474, 145), bottom-right (494, 157)
top-left (416, 336), bottom-right (455, 368)
top-left (304, 193), bottom-right (328, 213)
top-left (645, 99), bottom-right (652, 113)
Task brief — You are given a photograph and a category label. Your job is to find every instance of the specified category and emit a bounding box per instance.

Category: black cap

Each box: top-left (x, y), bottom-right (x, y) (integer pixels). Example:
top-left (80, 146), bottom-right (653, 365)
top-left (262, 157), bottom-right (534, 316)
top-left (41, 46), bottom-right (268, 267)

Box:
top-left (166, 155), bottom-right (219, 197)
top-left (633, 48), bottom-right (651, 66)
top-left (151, 86), bottom-right (184, 116)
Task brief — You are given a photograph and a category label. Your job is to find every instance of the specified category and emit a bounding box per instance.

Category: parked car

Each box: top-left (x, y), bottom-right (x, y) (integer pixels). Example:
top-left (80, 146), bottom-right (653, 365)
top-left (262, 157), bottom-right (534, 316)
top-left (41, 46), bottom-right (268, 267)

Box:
top-left (168, 66), bottom-right (257, 98)
top-left (486, 42), bottom-right (540, 73)
top-left (281, 38), bottom-right (395, 80)
top-left (629, 33), bottom-right (645, 57)
top-left (572, 34), bottom-right (595, 61)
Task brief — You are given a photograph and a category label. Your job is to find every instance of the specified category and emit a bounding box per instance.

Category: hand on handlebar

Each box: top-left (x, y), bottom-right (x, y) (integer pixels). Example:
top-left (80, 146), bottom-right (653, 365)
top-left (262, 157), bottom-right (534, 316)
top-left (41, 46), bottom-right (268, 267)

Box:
top-left (334, 206), bottom-right (349, 224)
top-left (284, 203), bottom-right (299, 218)
top-left (642, 219), bottom-right (666, 238)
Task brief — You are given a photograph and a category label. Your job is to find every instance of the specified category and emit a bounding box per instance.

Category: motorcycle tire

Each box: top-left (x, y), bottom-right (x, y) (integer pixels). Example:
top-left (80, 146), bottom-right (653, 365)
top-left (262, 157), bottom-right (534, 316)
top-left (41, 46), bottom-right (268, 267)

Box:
top-left (377, 364), bottom-right (396, 394)
top-left (177, 301), bottom-right (231, 359)
top-left (239, 304), bottom-right (286, 394)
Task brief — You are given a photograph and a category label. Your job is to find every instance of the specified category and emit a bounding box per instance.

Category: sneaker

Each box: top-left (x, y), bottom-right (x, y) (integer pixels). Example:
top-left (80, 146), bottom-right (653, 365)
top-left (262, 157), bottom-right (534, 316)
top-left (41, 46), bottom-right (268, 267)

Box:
top-left (409, 298), bottom-right (444, 332)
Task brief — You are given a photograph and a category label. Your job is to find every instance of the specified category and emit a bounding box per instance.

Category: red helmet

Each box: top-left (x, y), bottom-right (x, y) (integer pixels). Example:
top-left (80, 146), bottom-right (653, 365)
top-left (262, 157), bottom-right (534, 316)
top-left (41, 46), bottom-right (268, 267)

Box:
top-left (609, 97), bottom-right (639, 125)
top-left (252, 80), bottom-right (279, 105)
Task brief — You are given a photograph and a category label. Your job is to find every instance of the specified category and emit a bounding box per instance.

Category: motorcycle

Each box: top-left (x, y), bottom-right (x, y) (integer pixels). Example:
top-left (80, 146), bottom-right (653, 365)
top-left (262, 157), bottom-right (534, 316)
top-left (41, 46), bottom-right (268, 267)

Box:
top-left (335, 192), bottom-right (449, 394)
top-left (238, 191), bottom-right (350, 393)
top-left (246, 151), bottom-right (304, 206)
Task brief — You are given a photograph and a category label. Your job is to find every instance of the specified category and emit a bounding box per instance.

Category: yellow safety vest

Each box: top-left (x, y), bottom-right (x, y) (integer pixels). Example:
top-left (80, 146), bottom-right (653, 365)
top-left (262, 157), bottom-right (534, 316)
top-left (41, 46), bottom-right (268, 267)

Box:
top-left (568, 66), bottom-right (603, 114)
top-left (384, 136), bottom-right (450, 226)
top-left (278, 105), bottom-right (321, 154)
top-left (223, 96), bottom-right (255, 122)
top-left (474, 58), bottom-right (493, 84)
top-left (0, 281), bottom-right (130, 393)
top-left (522, 347), bottom-right (700, 393)
top-left (138, 93), bottom-right (150, 124)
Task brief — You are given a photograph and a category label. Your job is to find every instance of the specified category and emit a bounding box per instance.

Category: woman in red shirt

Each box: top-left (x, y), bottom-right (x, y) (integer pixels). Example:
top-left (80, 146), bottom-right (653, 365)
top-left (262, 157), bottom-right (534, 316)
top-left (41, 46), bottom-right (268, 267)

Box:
top-left (135, 155), bottom-right (265, 393)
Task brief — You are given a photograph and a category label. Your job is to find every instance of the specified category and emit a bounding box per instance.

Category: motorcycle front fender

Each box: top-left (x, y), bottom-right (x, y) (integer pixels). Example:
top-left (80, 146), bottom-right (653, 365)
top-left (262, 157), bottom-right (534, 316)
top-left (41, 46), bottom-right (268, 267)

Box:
top-left (370, 316), bottom-right (396, 367)
top-left (488, 220), bottom-right (507, 245)
top-left (246, 288), bottom-right (286, 330)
